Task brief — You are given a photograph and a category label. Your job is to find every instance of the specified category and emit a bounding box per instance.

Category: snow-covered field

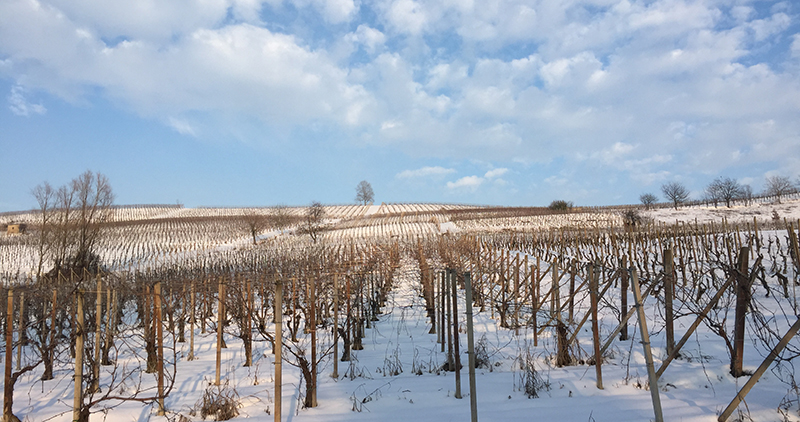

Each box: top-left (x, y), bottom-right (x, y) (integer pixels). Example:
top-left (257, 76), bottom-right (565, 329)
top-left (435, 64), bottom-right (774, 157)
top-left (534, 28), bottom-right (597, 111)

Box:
top-left (4, 199), bottom-right (800, 422)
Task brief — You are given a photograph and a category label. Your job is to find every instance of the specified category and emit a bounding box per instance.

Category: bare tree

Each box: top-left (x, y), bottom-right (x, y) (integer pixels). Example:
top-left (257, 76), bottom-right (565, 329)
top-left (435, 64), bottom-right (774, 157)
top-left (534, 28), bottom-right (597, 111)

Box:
top-left (241, 209), bottom-right (268, 245)
top-left (70, 171), bottom-right (114, 272)
top-left (707, 177), bottom-right (742, 208)
top-left (31, 182), bottom-right (55, 279)
top-left (355, 180), bottom-right (374, 206)
top-left (639, 193), bottom-right (657, 210)
top-left (765, 175), bottom-right (796, 203)
top-left (304, 202), bottom-right (325, 244)
top-left (271, 204), bottom-right (293, 234)
top-left (661, 182), bottom-right (690, 210)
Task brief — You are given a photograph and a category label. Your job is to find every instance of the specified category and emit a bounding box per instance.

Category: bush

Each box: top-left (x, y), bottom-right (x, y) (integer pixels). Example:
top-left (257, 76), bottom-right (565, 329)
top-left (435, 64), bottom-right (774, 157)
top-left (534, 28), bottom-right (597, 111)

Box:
top-left (198, 383), bottom-right (240, 421)
top-left (548, 200), bottom-right (573, 211)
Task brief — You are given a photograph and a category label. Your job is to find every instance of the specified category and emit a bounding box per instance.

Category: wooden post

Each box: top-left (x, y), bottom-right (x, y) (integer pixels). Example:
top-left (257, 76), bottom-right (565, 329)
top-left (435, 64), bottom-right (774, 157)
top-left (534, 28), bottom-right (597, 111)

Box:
top-left (4, 289), bottom-right (14, 422)
top-left (16, 292), bottom-right (23, 371)
top-left (275, 280), bottom-right (283, 422)
top-left (451, 270), bottom-right (462, 398)
top-left (657, 274), bottom-right (736, 377)
top-left (188, 281), bottom-right (195, 361)
top-left (215, 277), bottom-right (224, 386)
top-left (332, 274), bottom-right (339, 379)
top-left (91, 275), bottom-right (102, 393)
top-left (73, 291), bottom-right (85, 422)
top-left (309, 277), bottom-right (318, 407)
top-left (465, 272), bottom-right (478, 422)
top-left (664, 247), bottom-right (675, 356)
top-left (620, 255), bottom-right (629, 341)
top-left (631, 269), bottom-right (663, 422)
top-left (590, 263), bottom-right (603, 390)
top-left (446, 271), bottom-right (452, 363)
top-left (732, 246), bottom-right (750, 377)
top-left (154, 281), bottom-right (165, 415)
top-left (103, 285), bottom-right (113, 365)
top-left (718, 317), bottom-right (800, 422)
top-left (440, 270), bottom-right (446, 353)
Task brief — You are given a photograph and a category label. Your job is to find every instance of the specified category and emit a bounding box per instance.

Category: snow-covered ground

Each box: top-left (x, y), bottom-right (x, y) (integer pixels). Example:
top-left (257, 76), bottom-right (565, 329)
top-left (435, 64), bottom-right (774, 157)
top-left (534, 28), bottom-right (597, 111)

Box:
top-left (8, 254), bottom-right (800, 422)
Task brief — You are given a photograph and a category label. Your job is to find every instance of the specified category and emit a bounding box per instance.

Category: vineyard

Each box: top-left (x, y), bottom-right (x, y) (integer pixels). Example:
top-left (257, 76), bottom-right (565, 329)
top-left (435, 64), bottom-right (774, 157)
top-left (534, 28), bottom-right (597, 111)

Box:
top-left (2, 199), bottom-right (800, 422)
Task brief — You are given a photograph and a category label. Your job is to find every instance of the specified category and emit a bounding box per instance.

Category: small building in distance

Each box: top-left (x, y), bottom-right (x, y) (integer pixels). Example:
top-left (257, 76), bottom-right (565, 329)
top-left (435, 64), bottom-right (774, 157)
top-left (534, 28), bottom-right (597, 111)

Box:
top-left (6, 223), bottom-right (27, 235)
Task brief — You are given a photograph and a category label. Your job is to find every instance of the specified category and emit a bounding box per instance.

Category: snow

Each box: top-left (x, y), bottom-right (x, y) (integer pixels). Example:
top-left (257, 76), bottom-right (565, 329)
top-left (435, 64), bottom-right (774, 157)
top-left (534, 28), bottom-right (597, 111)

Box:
top-left (8, 251), bottom-right (800, 422)
top-left (5, 200), bottom-right (800, 422)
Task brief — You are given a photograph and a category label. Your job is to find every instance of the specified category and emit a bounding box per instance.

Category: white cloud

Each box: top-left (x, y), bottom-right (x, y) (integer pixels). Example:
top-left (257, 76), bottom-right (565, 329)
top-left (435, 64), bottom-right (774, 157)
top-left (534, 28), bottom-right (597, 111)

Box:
top-left (484, 168), bottom-right (508, 179)
top-left (167, 117), bottom-right (197, 136)
top-left (7, 85), bottom-right (46, 116)
top-left (446, 175), bottom-right (482, 191)
top-left (346, 25), bottom-right (386, 54)
top-left (396, 166), bottom-right (455, 179)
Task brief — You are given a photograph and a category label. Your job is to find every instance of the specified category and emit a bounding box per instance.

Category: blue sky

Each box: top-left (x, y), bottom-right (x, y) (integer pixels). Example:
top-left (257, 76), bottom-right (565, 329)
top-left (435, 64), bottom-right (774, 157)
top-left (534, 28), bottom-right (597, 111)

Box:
top-left (1, 0), bottom-right (799, 211)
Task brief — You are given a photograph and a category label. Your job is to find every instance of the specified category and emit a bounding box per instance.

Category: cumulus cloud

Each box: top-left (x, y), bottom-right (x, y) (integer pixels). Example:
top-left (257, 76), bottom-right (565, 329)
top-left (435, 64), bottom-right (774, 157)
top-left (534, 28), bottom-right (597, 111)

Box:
top-left (484, 168), bottom-right (508, 179)
top-left (8, 85), bottom-right (46, 116)
top-left (396, 166), bottom-right (455, 179)
top-left (1, 0), bottom-right (799, 195)
top-left (446, 175), bottom-right (483, 191)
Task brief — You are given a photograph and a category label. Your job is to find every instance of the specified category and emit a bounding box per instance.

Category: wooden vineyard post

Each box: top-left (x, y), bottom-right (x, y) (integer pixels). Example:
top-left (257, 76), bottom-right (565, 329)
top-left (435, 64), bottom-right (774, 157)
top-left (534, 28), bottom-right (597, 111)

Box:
top-left (215, 277), bottom-right (224, 386)
top-left (309, 276), bottom-right (318, 408)
top-left (718, 317), bottom-right (800, 422)
top-left (568, 262), bottom-right (575, 325)
top-left (664, 247), bottom-right (675, 356)
top-left (4, 289), bottom-right (13, 422)
top-left (552, 259), bottom-right (560, 322)
top-left (74, 291), bottom-right (85, 422)
top-left (620, 255), bottom-right (629, 341)
top-left (188, 281), bottom-right (195, 361)
top-left (103, 285), bottom-right (113, 365)
top-left (91, 275), bottom-right (102, 393)
top-left (464, 272), bottom-right (478, 422)
top-left (631, 268), bottom-right (663, 422)
top-left (440, 271), bottom-right (446, 353)
top-left (446, 269), bottom-right (454, 371)
top-left (16, 292), bottom-right (23, 371)
top-left (275, 280), bottom-right (283, 422)
top-left (451, 269), bottom-right (462, 398)
top-left (154, 281), bottom-right (165, 415)
top-left (533, 258), bottom-right (539, 347)
top-left (732, 246), bottom-right (750, 377)
top-left (332, 274), bottom-right (339, 379)
top-left (590, 263), bottom-right (603, 390)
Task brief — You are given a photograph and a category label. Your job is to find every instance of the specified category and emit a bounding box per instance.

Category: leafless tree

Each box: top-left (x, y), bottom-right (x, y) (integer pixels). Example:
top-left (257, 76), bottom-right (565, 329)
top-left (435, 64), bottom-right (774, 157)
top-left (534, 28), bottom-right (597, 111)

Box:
top-left (707, 177), bottom-right (742, 208)
top-left (639, 193), bottom-right (657, 210)
top-left (241, 209), bottom-right (268, 245)
top-left (355, 180), bottom-right (374, 206)
top-left (304, 202), bottom-right (325, 244)
top-left (271, 204), bottom-right (293, 234)
top-left (31, 182), bottom-right (55, 279)
top-left (765, 175), bottom-right (796, 203)
top-left (70, 171), bottom-right (115, 273)
top-left (661, 182), bottom-right (690, 210)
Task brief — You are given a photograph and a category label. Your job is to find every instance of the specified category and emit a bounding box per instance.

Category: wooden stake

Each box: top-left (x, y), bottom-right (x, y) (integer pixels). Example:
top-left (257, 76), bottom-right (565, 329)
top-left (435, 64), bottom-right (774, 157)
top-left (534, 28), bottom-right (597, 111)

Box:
top-left (590, 263), bottom-right (603, 389)
top-left (664, 247), bottom-right (675, 356)
top-left (215, 277), bottom-right (224, 386)
top-left (91, 275), bottom-right (102, 393)
top-left (275, 280), bottom-right (283, 422)
top-left (631, 269), bottom-right (663, 422)
top-left (718, 317), bottom-right (800, 422)
top-left (4, 289), bottom-right (14, 422)
top-left (73, 291), bottom-right (85, 422)
top-left (465, 272), bottom-right (478, 422)
top-left (155, 281), bottom-right (165, 415)
top-left (451, 269), bottom-right (462, 398)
